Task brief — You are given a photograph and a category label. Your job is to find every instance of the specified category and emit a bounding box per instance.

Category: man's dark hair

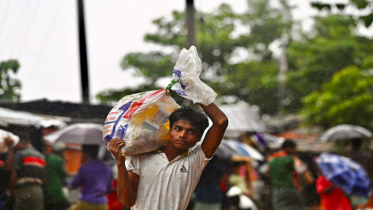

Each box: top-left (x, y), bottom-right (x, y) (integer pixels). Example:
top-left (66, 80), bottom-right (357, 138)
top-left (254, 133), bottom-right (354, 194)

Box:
top-left (230, 161), bottom-right (245, 169)
top-left (281, 139), bottom-right (297, 149)
top-left (169, 106), bottom-right (209, 136)
top-left (16, 131), bottom-right (31, 143)
top-left (82, 145), bottom-right (99, 159)
top-left (351, 139), bottom-right (363, 150)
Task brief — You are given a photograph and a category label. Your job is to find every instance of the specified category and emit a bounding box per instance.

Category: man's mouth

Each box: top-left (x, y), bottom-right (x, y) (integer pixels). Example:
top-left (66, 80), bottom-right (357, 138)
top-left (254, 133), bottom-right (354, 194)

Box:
top-left (176, 140), bottom-right (186, 144)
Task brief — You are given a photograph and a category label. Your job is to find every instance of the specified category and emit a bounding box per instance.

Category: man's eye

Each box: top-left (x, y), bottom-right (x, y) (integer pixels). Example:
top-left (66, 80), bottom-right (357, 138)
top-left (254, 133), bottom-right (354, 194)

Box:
top-left (188, 130), bottom-right (196, 134)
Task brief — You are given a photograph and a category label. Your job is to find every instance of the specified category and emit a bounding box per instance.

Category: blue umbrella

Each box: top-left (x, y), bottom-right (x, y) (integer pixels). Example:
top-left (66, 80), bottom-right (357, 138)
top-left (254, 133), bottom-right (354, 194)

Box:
top-left (214, 139), bottom-right (264, 161)
top-left (316, 153), bottom-right (372, 198)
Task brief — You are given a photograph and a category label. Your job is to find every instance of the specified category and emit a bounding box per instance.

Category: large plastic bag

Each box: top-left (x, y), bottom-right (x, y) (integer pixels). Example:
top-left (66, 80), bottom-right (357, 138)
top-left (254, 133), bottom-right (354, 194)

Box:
top-left (0, 129), bottom-right (20, 153)
top-left (103, 89), bottom-right (179, 156)
top-left (170, 46), bottom-right (217, 106)
top-left (104, 46), bottom-right (216, 156)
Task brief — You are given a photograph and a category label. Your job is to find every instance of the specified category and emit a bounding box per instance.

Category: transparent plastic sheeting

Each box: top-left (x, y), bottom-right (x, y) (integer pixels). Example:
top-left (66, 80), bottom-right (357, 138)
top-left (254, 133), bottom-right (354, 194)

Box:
top-left (171, 46), bottom-right (217, 106)
top-left (0, 129), bottom-right (20, 153)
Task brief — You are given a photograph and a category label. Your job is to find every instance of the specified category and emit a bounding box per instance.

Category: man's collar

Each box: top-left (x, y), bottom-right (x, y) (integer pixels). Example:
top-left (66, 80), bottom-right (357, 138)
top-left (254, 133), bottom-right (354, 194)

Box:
top-left (154, 149), bottom-right (190, 157)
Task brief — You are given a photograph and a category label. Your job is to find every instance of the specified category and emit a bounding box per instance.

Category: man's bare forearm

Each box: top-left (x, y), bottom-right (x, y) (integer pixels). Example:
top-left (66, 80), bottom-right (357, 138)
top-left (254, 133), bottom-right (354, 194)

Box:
top-left (3, 147), bottom-right (14, 171)
top-left (200, 103), bottom-right (228, 158)
top-left (116, 161), bottom-right (137, 207)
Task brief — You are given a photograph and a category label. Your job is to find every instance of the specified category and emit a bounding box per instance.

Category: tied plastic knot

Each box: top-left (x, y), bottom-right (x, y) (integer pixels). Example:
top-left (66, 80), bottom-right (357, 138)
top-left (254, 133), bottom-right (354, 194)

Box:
top-left (166, 79), bottom-right (178, 93)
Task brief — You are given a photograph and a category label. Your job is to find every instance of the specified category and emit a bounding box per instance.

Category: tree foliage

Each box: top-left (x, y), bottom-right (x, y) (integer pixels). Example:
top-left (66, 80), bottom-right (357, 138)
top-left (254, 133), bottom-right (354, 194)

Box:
top-left (311, 0), bottom-right (373, 27)
top-left (286, 14), bottom-right (373, 112)
top-left (97, 1), bottom-right (293, 115)
top-left (0, 60), bottom-right (21, 101)
top-left (301, 66), bottom-right (373, 129)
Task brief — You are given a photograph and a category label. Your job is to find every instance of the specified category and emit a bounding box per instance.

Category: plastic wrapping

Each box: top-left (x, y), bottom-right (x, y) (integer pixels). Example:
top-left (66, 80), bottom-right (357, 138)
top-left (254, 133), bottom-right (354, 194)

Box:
top-left (103, 89), bottom-right (179, 156)
top-left (103, 45), bottom-right (217, 156)
top-left (0, 129), bottom-right (20, 153)
top-left (171, 46), bottom-right (217, 106)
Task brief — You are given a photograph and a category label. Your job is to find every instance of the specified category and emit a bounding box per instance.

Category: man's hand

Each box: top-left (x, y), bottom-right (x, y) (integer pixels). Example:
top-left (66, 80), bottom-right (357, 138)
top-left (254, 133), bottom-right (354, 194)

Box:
top-left (107, 138), bottom-right (126, 163)
top-left (4, 136), bottom-right (14, 148)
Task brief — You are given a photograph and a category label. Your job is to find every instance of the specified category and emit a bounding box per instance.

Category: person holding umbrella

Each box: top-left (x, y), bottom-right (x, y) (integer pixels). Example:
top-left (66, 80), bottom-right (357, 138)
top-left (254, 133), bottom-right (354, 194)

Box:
top-left (316, 153), bottom-right (372, 210)
top-left (69, 145), bottom-right (112, 210)
top-left (316, 175), bottom-right (351, 210)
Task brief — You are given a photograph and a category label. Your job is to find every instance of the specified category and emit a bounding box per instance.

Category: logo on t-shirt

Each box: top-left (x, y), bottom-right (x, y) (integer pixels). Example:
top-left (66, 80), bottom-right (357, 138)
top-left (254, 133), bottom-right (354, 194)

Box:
top-left (180, 165), bottom-right (188, 173)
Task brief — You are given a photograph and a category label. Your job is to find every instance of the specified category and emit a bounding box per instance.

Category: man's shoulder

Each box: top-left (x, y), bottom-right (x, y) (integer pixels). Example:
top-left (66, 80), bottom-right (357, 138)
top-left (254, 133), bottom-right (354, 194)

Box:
top-left (48, 153), bottom-right (61, 159)
top-left (188, 143), bottom-right (202, 154)
top-left (21, 147), bottom-right (45, 159)
top-left (269, 155), bottom-right (292, 165)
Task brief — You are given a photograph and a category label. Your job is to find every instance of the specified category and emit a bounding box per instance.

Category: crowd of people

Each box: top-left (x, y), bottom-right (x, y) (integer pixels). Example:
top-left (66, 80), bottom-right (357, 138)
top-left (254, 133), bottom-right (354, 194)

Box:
top-left (0, 132), bottom-right (126, 210)
top-left (187, 138), bottom-right (373, 210)
top-left (0, 126), bottom-right (372, 210)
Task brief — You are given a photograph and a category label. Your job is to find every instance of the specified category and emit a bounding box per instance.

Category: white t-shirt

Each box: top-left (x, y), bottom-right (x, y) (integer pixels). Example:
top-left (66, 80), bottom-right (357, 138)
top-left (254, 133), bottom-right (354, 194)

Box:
top-left (125, 143), bottom-right (211, 210)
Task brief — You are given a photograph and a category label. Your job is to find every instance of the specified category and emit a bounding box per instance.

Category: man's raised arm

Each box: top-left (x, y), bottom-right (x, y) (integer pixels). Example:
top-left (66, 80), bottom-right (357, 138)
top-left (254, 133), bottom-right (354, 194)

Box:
top-left (199, 103), bottom-right (228, 158)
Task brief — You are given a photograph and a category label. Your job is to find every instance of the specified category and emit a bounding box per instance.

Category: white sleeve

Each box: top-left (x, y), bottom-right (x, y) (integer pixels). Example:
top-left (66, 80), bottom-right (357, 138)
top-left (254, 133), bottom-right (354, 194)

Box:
top-left (125, 155), bottom-right (141, 175)
top-left (189, 143), bottom-right (212, 169)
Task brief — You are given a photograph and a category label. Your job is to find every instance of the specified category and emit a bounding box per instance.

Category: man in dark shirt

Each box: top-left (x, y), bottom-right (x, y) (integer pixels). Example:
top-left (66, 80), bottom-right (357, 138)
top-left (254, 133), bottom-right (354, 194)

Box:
top-left (11, 135), bottom-right (46, 210)
top-left (0, 136), bottom-right (15, 210)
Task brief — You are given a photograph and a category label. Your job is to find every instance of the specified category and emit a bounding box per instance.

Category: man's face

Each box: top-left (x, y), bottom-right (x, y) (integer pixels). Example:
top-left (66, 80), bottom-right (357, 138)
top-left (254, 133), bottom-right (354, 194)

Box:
top-left (169, 119), bottom-right (201, 151)
top-left (285, 147), bottom-right (295, 154)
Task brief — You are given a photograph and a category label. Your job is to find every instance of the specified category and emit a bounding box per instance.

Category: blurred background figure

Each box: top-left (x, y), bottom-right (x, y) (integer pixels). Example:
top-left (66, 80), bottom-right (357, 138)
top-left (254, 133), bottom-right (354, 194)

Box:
top-left (44, 142), bottom-right (71, 210)
top-left (226, 161), bottom-right (254, 210)
top-left (298, 152), bottom-right (321, 210)
top-left (316, 175), bottom-right (351, 210)
top-left (11, 133), bottom-right (46, 210)
top-left (268, 139), bottom-right (304, 210)
top-left (193, 156), bottom-right (226, 210)
top-left (0, 135), bottom-right (16, 210)
top-left (346, 139), bottom-right (372, 175)
top-left (69, 145), bottom-right (112, 210)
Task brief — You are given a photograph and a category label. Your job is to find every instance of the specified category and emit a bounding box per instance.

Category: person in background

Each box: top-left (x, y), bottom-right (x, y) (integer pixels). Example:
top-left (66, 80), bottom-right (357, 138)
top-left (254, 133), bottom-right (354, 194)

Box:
top-left (193, 156), bottom-right (226, 210)
top-left (346, 139), bottom-right (373, 208)
top-left (268, 139), bottom-right (304, 210)
top-left (227, 161), bottom-right (253, 210)
top-left (0, 136), bottom-right (15, 210)
top-left (298, 152), bottom-right (320, 210)
top-left (69, 145), bottom-right (112, 210)
top-left (316, 175), bottom-right (351, 210)
top-left (44, 142), bottom-right (71, 210)
top-left (11, 133), bottom-right (46, 210)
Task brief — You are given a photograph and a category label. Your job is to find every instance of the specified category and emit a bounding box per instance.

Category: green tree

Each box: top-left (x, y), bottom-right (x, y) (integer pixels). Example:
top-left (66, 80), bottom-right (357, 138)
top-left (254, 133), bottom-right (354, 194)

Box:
top-left (97, 1), bottom-right (294, 115)
top-left (301, 66), bottom-right (373, 129)
top-left (285, 14), bottom-right (373, 112)
top-left (0, 60), bottom-right (21, 101)
top-left (311, 0), bottom-right (373, 27)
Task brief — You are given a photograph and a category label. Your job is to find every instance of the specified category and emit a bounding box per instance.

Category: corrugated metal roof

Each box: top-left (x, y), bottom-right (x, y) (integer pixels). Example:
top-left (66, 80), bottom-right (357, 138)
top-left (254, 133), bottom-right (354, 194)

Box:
top-left (219, 101), bottom-right (265, 133)
top-left (0, 107), bottom-right (69, 128)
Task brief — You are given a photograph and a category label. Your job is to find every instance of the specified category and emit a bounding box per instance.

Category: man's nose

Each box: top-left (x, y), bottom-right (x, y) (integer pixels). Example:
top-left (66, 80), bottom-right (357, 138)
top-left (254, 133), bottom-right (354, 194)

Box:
top-left (179, 130), bottom-right (187, 138)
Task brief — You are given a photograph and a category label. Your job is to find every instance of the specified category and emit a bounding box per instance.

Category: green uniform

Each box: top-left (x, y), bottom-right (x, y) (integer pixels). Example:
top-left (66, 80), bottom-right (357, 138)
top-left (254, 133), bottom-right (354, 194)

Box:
top-left (43, 154), bottom-right (69, 204)
top-left (269, 155), bottom-right (295, 190)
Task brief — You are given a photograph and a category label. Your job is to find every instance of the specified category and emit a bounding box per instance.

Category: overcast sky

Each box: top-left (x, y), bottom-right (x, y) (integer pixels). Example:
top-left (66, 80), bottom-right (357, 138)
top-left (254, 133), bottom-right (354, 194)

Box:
top-left (0, 0), bottom-right (362, 104)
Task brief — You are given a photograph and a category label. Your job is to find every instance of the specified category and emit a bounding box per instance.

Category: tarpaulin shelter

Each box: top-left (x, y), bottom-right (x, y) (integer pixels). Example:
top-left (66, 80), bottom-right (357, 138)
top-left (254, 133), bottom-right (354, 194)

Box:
top-left (218, 101), bottom-right (265, 138)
